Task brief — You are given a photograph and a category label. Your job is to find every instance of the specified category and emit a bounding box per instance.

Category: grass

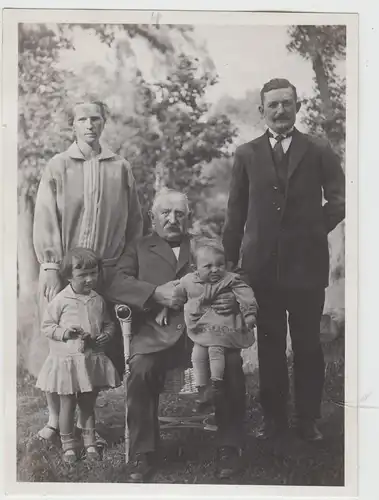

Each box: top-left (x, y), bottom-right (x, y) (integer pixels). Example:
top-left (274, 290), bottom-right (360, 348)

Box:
top-left (17, 337), bottom-right (345, 485)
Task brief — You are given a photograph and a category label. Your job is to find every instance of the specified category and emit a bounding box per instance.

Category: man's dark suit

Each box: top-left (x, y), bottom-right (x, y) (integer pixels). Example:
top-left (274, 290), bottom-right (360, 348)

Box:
top-left (104, 232), bottom-right (246, 457)
top-left (223, 129), bottom-right (345, 422)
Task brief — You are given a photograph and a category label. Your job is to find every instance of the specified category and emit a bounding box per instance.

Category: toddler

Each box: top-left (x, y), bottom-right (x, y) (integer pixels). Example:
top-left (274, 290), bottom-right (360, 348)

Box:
top-left (155, 239), bottom-right (257, 408)
top-left (36, 247), bottom-right (120, 464)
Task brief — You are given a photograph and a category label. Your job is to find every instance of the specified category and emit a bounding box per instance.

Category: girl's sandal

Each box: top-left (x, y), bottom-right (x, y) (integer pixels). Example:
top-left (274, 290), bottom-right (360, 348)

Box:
top-left (85, 445), bottom-right (101, 461)
top-left (61, 435), bottom-right (78, 465)
top-left (82, 430), bottom-right (101, 461)
top-left (62, 448), bottom-right (77, 465)
top-left (37, 425), bottom-right (60, 442)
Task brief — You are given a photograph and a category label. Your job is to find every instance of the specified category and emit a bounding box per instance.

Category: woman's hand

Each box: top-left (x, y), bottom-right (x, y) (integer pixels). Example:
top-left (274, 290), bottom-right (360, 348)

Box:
top-left (43, 269), bottom-right (62, 302)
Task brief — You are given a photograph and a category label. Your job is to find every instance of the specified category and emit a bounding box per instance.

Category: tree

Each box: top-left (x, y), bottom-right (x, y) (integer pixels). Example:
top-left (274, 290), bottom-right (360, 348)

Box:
top-left (287, 25), bottom-right (346, 159)
top-left (132, 54), bottom-right (236, 211)
top-left (18, 24), bottom-right (74, 299)
top-left (212, 89), bottom-right (264, 145)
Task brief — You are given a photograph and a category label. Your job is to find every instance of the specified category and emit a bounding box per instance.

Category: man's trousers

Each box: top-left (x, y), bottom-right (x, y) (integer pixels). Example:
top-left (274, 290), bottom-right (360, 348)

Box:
top-left (255, 287), bottom-right (325, 422)
top-left (127, 336), bottom-right (246, 457)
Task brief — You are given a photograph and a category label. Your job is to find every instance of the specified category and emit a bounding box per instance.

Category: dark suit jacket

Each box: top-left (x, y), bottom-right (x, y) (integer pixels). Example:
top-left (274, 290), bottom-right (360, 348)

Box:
top-left (104, 232), bottom-right (194, 356)
top-left (222, 129), bottom-right (345, 289)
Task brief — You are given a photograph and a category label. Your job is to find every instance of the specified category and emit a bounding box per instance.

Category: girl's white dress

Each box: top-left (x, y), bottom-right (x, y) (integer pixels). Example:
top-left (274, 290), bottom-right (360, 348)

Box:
top-left (36, 285), bottom-right (120, 395)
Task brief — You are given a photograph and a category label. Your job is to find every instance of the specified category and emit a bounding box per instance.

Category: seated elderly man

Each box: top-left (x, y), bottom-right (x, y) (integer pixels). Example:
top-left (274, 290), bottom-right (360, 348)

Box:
top-left (105, 189), bottom-right (247, 482)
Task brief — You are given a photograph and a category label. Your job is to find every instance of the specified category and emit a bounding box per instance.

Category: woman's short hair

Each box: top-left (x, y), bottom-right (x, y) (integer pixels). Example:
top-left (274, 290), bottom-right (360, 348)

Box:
top-left (60, 247), bottom-right (102, 280)
top-left (68, 100), bottom-right (109, 127)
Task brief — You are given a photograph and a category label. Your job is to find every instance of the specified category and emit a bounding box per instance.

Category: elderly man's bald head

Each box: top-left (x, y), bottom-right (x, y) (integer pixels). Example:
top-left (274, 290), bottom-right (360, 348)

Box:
top-left (151, 189), bottom-right (191, 242)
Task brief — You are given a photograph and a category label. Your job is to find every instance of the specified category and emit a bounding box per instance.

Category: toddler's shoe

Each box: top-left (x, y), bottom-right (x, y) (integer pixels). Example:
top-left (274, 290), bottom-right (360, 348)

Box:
top-left (195, 385), bottom-right (214, 413)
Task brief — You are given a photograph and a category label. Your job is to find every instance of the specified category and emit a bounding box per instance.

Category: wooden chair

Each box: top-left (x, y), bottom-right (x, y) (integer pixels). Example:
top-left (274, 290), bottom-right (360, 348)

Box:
top-left (114, 304), bottom-right (216, 463)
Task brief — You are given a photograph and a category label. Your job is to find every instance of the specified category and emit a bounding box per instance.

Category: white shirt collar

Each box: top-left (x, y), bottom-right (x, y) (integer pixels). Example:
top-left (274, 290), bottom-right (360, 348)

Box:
top-left (267, 127), bottom-right (294, 139)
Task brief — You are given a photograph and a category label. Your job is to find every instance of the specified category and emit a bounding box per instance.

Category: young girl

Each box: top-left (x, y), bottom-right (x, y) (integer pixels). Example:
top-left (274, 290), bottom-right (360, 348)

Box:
top-left (36, 247), bottom-right (120, 463)
top-left (155, 239), bottom-right (257, 409)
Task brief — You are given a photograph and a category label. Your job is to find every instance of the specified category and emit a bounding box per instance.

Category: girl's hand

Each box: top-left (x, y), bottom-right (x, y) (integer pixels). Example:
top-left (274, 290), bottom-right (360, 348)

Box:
top-left (63, 325), bottom-right (84, 341)
top-left (78, 331), bottom-right (91, 353)
top-left (43, 269), bottom-right (63, 302)
top-left (95, 333), bottom-right (110, 347)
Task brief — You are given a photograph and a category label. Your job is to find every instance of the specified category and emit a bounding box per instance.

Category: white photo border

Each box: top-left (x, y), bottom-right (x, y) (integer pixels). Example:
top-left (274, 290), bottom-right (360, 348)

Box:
top-left (1, 3), bottom-right (372, 499)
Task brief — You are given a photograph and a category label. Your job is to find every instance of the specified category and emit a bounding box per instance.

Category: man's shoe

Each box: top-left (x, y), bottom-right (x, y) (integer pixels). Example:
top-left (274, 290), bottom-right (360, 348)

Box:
top-left (203, 414), bottom-right (218, 432)
top-left (128, 453), bottom-right (155, 483)
top-left (255, 418), bottom-right (288, 440)
top-left (216, 446), bottom-right (243, 480)
top-left (297, 419), bottom-right (323, 442)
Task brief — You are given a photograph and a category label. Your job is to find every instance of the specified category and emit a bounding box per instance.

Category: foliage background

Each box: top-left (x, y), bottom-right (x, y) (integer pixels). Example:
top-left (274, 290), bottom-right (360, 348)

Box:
top-left (17, 23), bottom-right (346, 375)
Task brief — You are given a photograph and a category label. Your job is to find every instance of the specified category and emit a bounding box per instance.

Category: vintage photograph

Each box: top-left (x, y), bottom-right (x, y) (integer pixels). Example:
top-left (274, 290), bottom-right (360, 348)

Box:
top-left (4, 9), bottom-right (357, 493)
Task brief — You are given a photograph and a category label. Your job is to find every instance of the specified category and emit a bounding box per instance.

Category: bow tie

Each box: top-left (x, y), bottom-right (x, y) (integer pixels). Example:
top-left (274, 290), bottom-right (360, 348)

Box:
top-left (267, 130), bottom-right (294, 141)
top-left (167, 240), bottom-right (181, 249)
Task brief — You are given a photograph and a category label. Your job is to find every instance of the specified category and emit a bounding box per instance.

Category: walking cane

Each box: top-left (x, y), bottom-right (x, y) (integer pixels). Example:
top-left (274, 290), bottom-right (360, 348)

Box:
top-left (114, 304), bottom-right (132, 463)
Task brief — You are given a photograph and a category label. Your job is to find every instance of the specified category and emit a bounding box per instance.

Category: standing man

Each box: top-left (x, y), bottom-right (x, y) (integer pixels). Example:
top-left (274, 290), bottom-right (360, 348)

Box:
top-left (223, 78), bottom-right (345, 441)
top-left (33, 100), bottom-right (143, 440)
top-left (105, 189), bottom-right (247, 482)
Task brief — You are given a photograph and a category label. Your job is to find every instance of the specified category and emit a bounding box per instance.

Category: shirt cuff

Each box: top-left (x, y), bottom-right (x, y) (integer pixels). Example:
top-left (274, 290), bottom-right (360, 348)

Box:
top-left (42, 263), bottom-right (60, 271)
top-left (143, 288), bottom-right (157, 312)
top-left (53, 328), bottom-right (67, 342)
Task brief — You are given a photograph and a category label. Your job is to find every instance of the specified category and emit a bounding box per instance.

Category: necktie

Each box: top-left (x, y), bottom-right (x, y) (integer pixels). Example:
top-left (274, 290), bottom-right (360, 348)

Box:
top-left (272, 134), bottom-right (285, 165)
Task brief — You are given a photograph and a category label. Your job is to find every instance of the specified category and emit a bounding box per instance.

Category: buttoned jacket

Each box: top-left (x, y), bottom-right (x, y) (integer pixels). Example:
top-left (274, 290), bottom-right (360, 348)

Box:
top-left (33, 141), bottom-right (143, 271)
top-left (104, 232), bottom-right (194, 356)
top-left (222, 129), bottom-right (346, 289)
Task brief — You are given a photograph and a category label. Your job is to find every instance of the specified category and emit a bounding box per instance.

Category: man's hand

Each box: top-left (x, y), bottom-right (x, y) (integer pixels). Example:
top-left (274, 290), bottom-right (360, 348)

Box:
top-left (212, 291), bottom-right (238, 315)
top-left (226, 261), bottom-right (236, 272)
top-left (245, 316), bottom-right (256, 331)
top-left (152, 281), bottom-right (185, 309)
top-left (43, 269), bottom-right (62, 302)
top-left (155, 307), bottom-right (169, 326)
top-left (95, 333), bottom-right (110, 348)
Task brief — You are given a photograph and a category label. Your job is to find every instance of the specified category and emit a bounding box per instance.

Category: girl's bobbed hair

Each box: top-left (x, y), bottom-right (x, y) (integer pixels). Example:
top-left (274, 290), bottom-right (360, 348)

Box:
top-left (60, 247), bottom-right (102, 280)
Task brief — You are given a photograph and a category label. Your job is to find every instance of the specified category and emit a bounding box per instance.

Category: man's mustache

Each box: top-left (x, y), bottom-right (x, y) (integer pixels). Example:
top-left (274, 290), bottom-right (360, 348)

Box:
top-left (274, 115), bottom-right (289, 120)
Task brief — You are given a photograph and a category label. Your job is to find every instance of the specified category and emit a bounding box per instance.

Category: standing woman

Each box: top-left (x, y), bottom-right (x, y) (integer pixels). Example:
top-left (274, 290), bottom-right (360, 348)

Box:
top-left (32, 100), bottom-right (143, 440)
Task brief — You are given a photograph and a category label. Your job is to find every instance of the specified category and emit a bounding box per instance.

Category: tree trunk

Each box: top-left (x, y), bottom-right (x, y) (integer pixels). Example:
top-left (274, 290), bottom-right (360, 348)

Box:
top-left (308, 29), bottom-right (335, 123)
top-left (311, 53), bottom-right (334, 122)
top-left (18, 191), bottom-right (39, 298)
top-left (155, 162), bottom-right (168, 192)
